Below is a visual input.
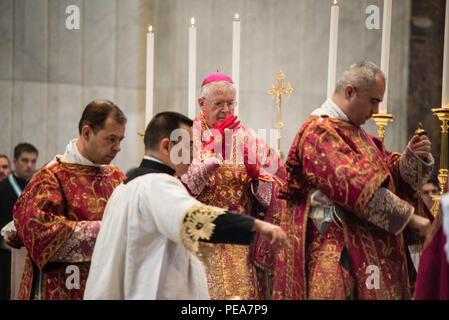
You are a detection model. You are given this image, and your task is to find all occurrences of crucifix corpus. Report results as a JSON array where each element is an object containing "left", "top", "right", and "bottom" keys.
[{"left": 267, "top": 70, "right": 293, "bottom": 156}]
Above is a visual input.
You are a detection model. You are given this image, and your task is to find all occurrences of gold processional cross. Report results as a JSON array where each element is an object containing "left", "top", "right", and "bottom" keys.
[{"left": 268, "top": 70, "right": 293, "bottom": 156}]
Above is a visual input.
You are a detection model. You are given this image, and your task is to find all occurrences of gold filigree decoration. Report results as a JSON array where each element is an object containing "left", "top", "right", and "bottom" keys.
[{"left": 180, "top": 203, "right": 226, "bottom": 259}]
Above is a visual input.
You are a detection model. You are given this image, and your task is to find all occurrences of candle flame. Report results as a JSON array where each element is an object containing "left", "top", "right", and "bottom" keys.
[
  {"left": 234, "top": 13, "right": 239, "bottom": 19},
  {"left": 191, "top": 17, "right": 195, "bottom": 25},
  {"left": 149, "top": 25, "right": 153, "bottom": 32},
  {"left": 333, "top": 0, "right": 338, "bottom": 4}
]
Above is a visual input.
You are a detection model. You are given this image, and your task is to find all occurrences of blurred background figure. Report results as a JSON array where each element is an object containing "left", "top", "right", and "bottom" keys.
[
  {"left": 0, "top": 143, "right": 39, "bottom": 300},
  {"left": 0, "top": 155, "right": 11, "bottom": 182},
  {"left": 422, "top": 177, "right": 441, "bottom": 211}
]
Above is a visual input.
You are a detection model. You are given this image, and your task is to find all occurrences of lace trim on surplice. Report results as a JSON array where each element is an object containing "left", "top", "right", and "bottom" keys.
[{"left": 179, "top": 203, "right": 226, "bottom": 260}]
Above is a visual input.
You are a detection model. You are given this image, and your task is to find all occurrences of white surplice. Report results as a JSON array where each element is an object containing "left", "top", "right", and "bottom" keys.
[{"left": 83, "top": 170, "right": 211, "bottom": 300}]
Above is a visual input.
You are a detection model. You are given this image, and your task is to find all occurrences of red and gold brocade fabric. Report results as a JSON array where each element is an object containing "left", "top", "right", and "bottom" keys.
[
  {"left": 192, "top": 112, "right": 286, "bottom": 300},
  {"left": 13, "top": 159, "right": 125, "bottom": 300},
  {"left": 273, "top": 115, "right": 418, "bottom": 300}
]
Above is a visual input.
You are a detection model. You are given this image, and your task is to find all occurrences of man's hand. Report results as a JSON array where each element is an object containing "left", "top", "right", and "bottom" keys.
[
  {"left": 203, "top": 115, "right": 240, "bottom": 158},
  {"left": 408, "top": 134, "right": 431, "bottom": 159},
  {"left": 407, "top": 214, "right": 431, "bottom": 237},
  {"left": 243, "top": 146, "right": 261, "bottom": 180},
  {"left": 5, "top": 231, "right": 24, "bottom": 249},
  {"left": 251, "top": 219, "right": 287, "bottom": 248},
  {"left": 214, "top": 114, "right": 240, "bottom": 136}
]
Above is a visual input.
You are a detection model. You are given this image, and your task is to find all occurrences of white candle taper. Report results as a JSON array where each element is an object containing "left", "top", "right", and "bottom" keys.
[
  {"left": 379, "top": 0, "right": 392, "bottom": 114},
  {"left": 327, "top": 0, "right": 339, "bottom": 98},
  {"left": 188, "top": 17, "right": 197, "bottom": 119},
  {"left": 442, "top": 0, "right": 449, "bottom": 108},
  {"left": 232, "top": 13, "right": 241, "bottom": 117},
  {"left": 146, "top": 25, "right": 154, "bottom": 125}
]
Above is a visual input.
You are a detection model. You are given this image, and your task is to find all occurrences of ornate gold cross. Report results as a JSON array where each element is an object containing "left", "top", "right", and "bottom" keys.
[{"left": 268, "top": 70, "right": 293, "bottom": 156}]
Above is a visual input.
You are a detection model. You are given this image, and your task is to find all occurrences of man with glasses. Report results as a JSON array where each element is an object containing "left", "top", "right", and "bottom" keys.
[
  {"left": 180, "top": 72, "right": 287, "bottom": 299},
  {"left": 0, "top": 143, "right": 38, "bottom": 300},
  {"left": 84, "top": 111, "right": 287, "bottom": 300}
]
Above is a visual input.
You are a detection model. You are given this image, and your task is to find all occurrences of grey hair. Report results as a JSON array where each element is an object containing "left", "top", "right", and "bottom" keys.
[
  {"left": 334, "top": 61, "right": 385, "bottom": 95},
  {"left": 199, "top": 81, "right": 236, "bottom": 99}
]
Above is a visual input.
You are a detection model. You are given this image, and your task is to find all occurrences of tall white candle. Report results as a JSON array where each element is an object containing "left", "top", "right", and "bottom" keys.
[
  {"left": 146, "top": 25, "right": 154, "bottom": 125},
  {"left": 232, "top": 13, "right": 241, "bottom": 117},
  {"left": 379, "top": 0, "right": 392, "bottom": 114},
  {"left": 442, "top": 0, "right": 449, "bottom": 108},
  {"left": 327, "top": 0, "right": 339, "bottom": 98},
  {"left": 188, "top": 17, "right": 197, "bottom": 119}
]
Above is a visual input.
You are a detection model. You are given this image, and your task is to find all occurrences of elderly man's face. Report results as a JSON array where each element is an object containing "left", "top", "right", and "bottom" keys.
[
  {"left": 0, "top": 157, "right": 11, "bottom": 181},
  {"left": 347, "top": 73, "right": 385, "bottom": 127},
  {"left": 199, "top": 86, "right": 236, "bottom": 128}
]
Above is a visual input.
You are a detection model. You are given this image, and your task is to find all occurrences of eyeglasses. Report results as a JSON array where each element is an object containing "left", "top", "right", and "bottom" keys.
[
  {"left": 203, "top": 98, "right": 238, "bottom": 109},
  {"left": 422, "top": 189, "right": 439, "bottom": 195}
]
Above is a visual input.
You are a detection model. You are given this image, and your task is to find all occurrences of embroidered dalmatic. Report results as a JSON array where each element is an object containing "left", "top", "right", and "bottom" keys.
[
  {"left": 272, "top": 99, "right": 434, "bottom": 300},
  {"left": 180, "top": 112, "right": 287, "bottom": 300},
  {"left": 84, "top": 158, "right": 257, "bottom": 300},
  {"left": 13, "top": 139, "right": 125, "bottom": 300}
]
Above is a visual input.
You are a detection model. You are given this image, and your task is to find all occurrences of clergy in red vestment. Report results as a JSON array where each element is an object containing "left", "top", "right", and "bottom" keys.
[
  {"left": 180, "top": 72, "right": 287, "bottom": 299},
  {"left": 414, "top": 178, "right": 449, "bottom": 300},
  {"left": 273, "top": 61, "right": 433, "bottom": 300},
  {"left": 10, "top": 100, "right": 127, "bottom": 300}
]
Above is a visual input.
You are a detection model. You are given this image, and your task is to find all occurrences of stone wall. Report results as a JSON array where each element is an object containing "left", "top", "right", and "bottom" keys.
[{"left": 0, "top": 0, "right": 412, "bottom": 172}]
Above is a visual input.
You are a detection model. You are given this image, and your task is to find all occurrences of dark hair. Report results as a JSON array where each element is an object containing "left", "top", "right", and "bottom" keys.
[
  {"left": 426, "top": 176, "right": 441, "bottom": 190},
  {"left": 144, "top": 112, "right": 193, "bottom": 151},
  {"left": 0, "top": 154, "right": 11, "bottom": 166},
  {"left": 78, "top": 100, "right": 127, "bottom": 135},
  {"left": 14, "top": 143, "right": 38, "bottom": 160}
]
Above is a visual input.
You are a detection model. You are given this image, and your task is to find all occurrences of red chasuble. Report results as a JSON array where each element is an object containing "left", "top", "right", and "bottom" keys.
[
  {"left": 189, "top": 112, "right": 287, "bottom": 300},
  {"left": 273, "top": 115, "right": 430, "bottom": 300},
  {"left": 13, "top": 159, "right": 125, "bottom": 300}
]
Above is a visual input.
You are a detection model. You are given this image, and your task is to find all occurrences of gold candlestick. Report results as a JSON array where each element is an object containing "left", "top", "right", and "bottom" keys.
[
  {"left": 371, "top": 113, "right": 395, "bottom": 141},
  {"left": 431, "top": 106, "right": 449, "bottom": 195}
]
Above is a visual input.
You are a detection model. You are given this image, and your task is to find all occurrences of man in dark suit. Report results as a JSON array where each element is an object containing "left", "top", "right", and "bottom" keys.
[{"left": 0, "top": 143, "right": 38, "bottom": 300}]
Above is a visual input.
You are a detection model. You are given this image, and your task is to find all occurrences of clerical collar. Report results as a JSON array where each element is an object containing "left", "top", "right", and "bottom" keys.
[
  {"left": 143, "top": 155, "right": 164, "bottom": 164},
  {"left": 140, "top": 158, "right": 175, "bottom": 175},
  {"left": 124, "top": 157, "right": 176, "bottom": 184},
  {"left": 311, "top": 98, "right": 350, "bottom": 122},
  {"left": 59, "top": 139, "right": 105, "bottom": 167}
]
